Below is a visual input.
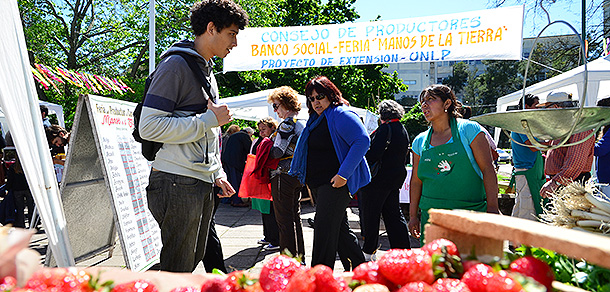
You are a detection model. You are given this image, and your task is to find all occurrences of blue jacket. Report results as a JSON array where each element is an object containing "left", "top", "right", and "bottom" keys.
[
  {"left": 326, "top": 106, "right": 371, "bottom": 193},
  {"left": 291, "top": 105, "right": 371, "bottom": 194},
  {"left": 595, "top": 130, "right": 610, "bottom": 184}
]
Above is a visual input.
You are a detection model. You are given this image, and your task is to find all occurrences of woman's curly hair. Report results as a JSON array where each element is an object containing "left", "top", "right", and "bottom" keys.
[
  {"left": 258, "top": 117, "right": 278, "bottom": 131},
  {"left": 267, "top": 86, "right": 302, "bottom": 113}
]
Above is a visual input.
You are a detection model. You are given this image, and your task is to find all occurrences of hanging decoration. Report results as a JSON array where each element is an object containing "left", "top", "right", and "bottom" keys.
[{"left": 31, "top": 63, "right": 134, "bottom": 95}]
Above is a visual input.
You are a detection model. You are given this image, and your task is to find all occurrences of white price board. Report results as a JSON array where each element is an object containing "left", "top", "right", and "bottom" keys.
[{"left": 86, "top": 95, "right": 161, "bottom": 271}]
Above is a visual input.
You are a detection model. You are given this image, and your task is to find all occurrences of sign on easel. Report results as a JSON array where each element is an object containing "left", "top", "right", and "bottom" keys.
[{"left": 47, "top": 94, "right": 161, "bottom": 271}]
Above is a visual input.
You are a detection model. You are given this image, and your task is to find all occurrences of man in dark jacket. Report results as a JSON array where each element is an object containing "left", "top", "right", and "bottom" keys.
[{"left": 221, "top": 127, "right": 254, "bottom": 207}]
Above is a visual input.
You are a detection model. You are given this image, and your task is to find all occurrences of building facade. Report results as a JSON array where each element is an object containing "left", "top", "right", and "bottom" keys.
[{"left": 384, "top": 35, "right": 572, "bottom": 102}]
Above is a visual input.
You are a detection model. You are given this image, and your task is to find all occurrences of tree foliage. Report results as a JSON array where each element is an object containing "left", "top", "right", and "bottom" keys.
[
  {"left": 19, "top": 0, "right": 148, "bottom": 73},
  {"left": 489, "top": 0, "right": 606, "bottom": 61},
  {"left": 462, "top": 60, "right": 522, "bottom": 115},
  {"left": 215, "top": 0, "right": 406, "bottom": 109},
  {"left": 442, "top": 61, "right": 470, "bottom": 96},
  {"left": 400, "top": 103, "right": 427, "bottom": 143},
  {"left": 20, "top": 0, "right": 406, "bottom": 128}
]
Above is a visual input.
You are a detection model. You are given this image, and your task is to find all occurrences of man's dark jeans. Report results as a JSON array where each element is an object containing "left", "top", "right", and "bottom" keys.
[{"left": 146, "top": 170, "right": 214, "bottom": 272}]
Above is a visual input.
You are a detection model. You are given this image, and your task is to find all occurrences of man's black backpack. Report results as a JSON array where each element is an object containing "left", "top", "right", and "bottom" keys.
[{"left": 132, "top": 52, "right": 214, "bottom": 161}]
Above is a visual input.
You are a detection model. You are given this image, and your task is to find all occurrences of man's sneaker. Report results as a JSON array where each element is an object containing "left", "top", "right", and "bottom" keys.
[
  {"left": 263, "top": 244, "right": 280, "bottom": 252},
  {"left": 257, "top": 239, "right": 270, "bottom": 245}
]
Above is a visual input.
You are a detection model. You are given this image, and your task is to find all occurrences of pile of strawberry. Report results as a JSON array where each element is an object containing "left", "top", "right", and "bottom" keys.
[
  {"left": 0, "top": 238, "right": 556, "bottom": 292},
  {"left": 347, "top": 238, "right": 554, "bottom": 292}
]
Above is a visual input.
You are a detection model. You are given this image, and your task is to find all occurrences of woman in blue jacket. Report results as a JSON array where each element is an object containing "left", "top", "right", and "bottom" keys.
[
  {"left": 595, "top": 97, "right": 610, "bottom": 196},
  {"left": 290, "top": 76, "right": 370, "bottom": 270}
]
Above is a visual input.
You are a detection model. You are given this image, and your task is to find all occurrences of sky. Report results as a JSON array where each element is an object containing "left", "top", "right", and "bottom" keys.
[{"left": 352, "top": 0, "right": 588, "bottom": 38}]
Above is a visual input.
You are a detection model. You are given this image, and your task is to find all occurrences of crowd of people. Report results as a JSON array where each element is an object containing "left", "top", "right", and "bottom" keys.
[
  {"left": 216, "top": 82, "right": 609, "bottom": 271},
  {"left": 0, "top": 105, "right": 70, "bottom": 228},
  {"left": 508, "top": 92, "right": 610, "bottom": 222},
  {"left": 2, "top": 0, "right": 609, "bottom": 275}
]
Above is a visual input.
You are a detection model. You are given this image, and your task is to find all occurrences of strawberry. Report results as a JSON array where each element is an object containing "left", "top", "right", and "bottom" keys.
[
  {"left": 24, "top": 267, "right": 94, "bottom": 292},
  {"left": 168, "top": 287, "right": 200, "bottom": 292},
  {"left": 460, "top": 263, "right": 495, "bottom": 292},
  {"left": 430, "top": 278, "right": 471, "bottom": 292},
  {"left": 200, "top": 277, "right": 228, "bottom": 292},
  {"left": 284, "top": 265, "right": 348, "bottom": 292},
  {"left": 485, "top": 270, "right": 524, "bottom": 292},
  {"left": 422, "top": 239, "right": 463, "bottom": 279},
  {"left": 461, "top": 260, "right": 481, "bottom": 274},
  {"left": 259, "top": 255, "right": 305, "bottom": 292},
  {"left": 112, "top": 279, "right": 159, "bottom": 292},
  {"left": 311, "top": 265, "right": 348, "bottom": 292},
  {"left": 243, "top": 282, "right": 264, "bottom": 292},
  {"left": 396, "top": 281, "right": 433, "bottom": 292},
  {"left": 0, "top": 276, "right": 17, "bottom": 291},
  {"left": 377, "top": 249, "right": 434, "bottom": 286},
  {"left": 224, "top": 270, "right": 258, "bottom": 292},
  {"left": 509, "top": 256, "right": 554, "bottom": 291},
  {"left": 285, "top": 268, "right": 316, "bottom": 292},
  {"left": 351, "top": 261, "right": 396, "bottom": 290},
  {"left": 333, "top": 275, "right": 349, "bottom": 292},
  {"left": 459, "top": 246, "right": 481, "bottom": 277},
  {"left": 422, "top": 239, "right": 459, "bottom": 257},
  {"left": 351, "top": 283, "right": 390, "bottom": 292}
]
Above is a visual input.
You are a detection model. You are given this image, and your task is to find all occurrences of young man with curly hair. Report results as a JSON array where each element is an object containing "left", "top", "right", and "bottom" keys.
[{"left": 139, "top": 0, "right": 248, "bottom": 272}]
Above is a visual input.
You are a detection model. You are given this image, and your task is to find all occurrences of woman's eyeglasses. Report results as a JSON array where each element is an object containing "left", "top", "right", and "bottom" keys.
[
  {"left": 307, "top": 94, "right": 326, "bottom": 102},
  {"left": 272, "top": 103, "right": 280, "bottom": 110}
]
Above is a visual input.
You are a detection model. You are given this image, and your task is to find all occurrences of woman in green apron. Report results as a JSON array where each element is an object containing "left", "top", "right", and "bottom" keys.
[{"left": 408, "top": 85, "right": 500, "bottom": 244}]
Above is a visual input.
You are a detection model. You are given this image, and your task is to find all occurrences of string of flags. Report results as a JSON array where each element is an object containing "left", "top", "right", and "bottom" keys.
[{"left": 31, "top": 63, "right": 134, "bottom": 95}]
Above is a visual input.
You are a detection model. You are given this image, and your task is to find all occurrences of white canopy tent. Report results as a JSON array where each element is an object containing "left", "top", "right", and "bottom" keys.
[
  {"left": 38, "top": 101, "right": 65, "bottom": 127},
  {"left": 494, "top": 54, "right": 610, "bottom": 141},
  {"left": 219, "top": 88, "right": 379, "bottom": 134},
  {"left": 0, "top": 0, "right": 74, "bottom": 266},
  {"left": 0, "top": 100, "right": 65, "bottom": 137}
]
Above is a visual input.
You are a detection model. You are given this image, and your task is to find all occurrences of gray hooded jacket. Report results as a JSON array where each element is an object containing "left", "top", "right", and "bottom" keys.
[{"left": 139, "top": 40, "right": 226, "bottom": 183}]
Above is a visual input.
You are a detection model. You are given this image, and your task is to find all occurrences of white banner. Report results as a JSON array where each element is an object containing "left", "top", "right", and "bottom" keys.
[{"left": 224, "top": 6, "right": 524, "bottom": 72}]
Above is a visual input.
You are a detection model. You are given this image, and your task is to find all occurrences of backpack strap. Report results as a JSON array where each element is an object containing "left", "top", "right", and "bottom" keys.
[
  {"left": 134, "top": 51, "right": 216, "bottom": 161},
  {"left": 171, "top": 52, "right": 216, "bottom": 110}
]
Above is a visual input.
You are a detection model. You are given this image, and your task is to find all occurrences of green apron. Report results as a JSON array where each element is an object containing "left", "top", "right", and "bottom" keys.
[
  {"left": 508, "top": 152, "right": 546, "bottom": 215},
  {"left": 418, "top": 118, "right": 487, "bottom": 244}
]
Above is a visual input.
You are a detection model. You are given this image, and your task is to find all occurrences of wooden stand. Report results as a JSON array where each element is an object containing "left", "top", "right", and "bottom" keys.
[{"left": 426, "top": 209, "right": 610, "bottom": 291}]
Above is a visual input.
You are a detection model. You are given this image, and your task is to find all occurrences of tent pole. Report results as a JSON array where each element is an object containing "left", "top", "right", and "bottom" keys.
[{"left": 149, "top": 0, "right": 155, "bottom": 75}]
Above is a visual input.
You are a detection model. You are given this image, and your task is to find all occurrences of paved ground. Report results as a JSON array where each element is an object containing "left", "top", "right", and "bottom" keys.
[
  {"left": 29, "top": 201, "right": 420, "bottom": 275},
  {"left": 26, "top": 163, "right": 513, "bottom": 275}
]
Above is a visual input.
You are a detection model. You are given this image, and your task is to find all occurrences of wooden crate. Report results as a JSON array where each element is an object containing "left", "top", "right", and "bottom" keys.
[{"left": 426, "top": 209, "right": 610, "bottom": 291}]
